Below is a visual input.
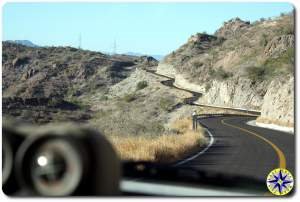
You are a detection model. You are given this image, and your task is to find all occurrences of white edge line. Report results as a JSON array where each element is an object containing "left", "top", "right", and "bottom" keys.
[
  {"left": 174, "top": 127, "right": 214, "bottom": 166},
  {"left": 246, "top": 120, "right": 294, "bottom": 134}
]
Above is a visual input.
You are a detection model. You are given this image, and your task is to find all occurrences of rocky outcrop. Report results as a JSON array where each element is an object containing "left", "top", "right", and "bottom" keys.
[
  {"left": 156, "top": 62, "right": 177, "bottom": 78},
  {"left": 264, "top": 35, "right": 294, "bottom": 58},
  {"left": 257, "top": 76, "right": 294, "bottom": 127},
  {"left": 174, "top": 74, "right": 205, "bottom": 93},
  {"left": 215, "top": 17, "right": 250, "bottom": 38},
  {"left": 12, "top": 56, "right": 30, "bottom": 67},
  {"left": 138, "top": 56, "right": 158, "bottom": 67},
  {"left": 197, "top": 78, "right": 266, "bottom": 110}
]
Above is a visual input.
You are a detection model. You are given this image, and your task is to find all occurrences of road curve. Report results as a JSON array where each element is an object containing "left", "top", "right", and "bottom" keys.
[
  {"left": 145, "top": 69, "right": 260, "bottom": 115},
  {"left": 145, "top": 69, "right": 294, "bottom": 182},
  {"left": 176, "top": 115, "right": 295, "bottom": 182}
]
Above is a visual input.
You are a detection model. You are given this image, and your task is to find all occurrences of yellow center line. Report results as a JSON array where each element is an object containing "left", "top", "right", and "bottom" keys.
[{"left": 221, "top": 118, "right": 286, "bottom": 169}]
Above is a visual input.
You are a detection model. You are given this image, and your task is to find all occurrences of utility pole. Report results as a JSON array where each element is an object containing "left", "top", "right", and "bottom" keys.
[
  {"left": 78, "top": 33, "right": 82, "bottom": 49},
  {"left": 113, "top": 38, "right": 117, "bottom": 55}
]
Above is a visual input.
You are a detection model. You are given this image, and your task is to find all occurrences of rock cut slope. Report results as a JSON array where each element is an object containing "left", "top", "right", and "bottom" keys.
[{"left": 157, "top": 13, "right": 295, "bottom": 127}]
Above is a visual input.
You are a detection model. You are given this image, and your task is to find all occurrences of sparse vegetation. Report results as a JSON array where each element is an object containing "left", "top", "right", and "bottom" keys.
[
  {"left": 260, "top": 33, "right": 269, "bottom": 47},
  {"left": 246, "top": 66, "right": 269, "bottom": 83},
  {"left": 192, "top": 61, "right": 204, "bottom": 69},
  {"left": 282, "top": 25, "right": 294, "bottom": 35},
  {"left": 100, "top": 94, "right": 109, "bottom": 101},
  {"left": 159, "top": 97, "right": 175, "bottom": 111},
  {"left": 67, "top": 97, "right": 89, "bottom": 110},
  {"left": 122, "top": 93, "right": 136, "bottom": 102},
  {"left": 245, "top": 45, "right": 294, "bottom": 83},
  {"left": 205, "top": 83, "right": 211, "bottom": 92},
  {"left": 263, "top": 48, "right": 295, "bottom": 74},
  {"left": 136, "top": 81, "right": 148, "bottom": 90},
  {"left": 210, "top": 67, "right": 233, "bottom": 80}
]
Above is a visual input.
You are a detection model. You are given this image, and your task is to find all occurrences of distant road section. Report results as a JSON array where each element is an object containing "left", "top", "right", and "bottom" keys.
[{"left": 146, "top": 69, "right": 260, "bottom": 115}]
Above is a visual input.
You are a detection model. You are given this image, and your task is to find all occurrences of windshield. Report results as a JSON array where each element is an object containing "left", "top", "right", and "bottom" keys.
[{"left": 2, "top": 1, "right": 295, "bottom": 197}]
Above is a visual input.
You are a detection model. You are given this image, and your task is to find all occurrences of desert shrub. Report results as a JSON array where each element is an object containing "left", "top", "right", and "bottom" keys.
[
  {"left": 267, "top": 48, "right": 294, "bottom": 65},
  {"left": 213, "top": 37, "right": 225, "bottom": 45},
  {"left": 205, "top": 83, "right": 211, "bottom": 92},
  {"left": 149, "top": 121, "right": 165, "bottom": 134},
  {"left": 100, "top": 95, "right": 109, "bottom": 101},
  {"left": 276, "top": 24, "right": 294, "bottom": 35},
  {"left": 159, "top": 97, "right": 174, "bottom": 111},
  {"left": 210, "top": 67, "right": 232, "bottom": 80},
  {"left": 67, "top": 97, "right": 88, "bottom": 109},
  {"left": 48, "top": 98, "right": 62, "bottom": 107},
  {"left": 247, "top": 47, "right": 294, "bottom": 82},
  {"left": 264, "top": 48, "right": 294, "bottom": 74},
  {"left": 246, "top": 66, "right": 267, "bottom": 82},
  {"left": 136, "top": 81, "right": 148, "bottom": 90},
  {"left": 131, "top": 123, "right": 147, "bottom": 135},
  {"left": 282, "top": 26, "right": 294, "bottom": 35},
  {"left": 260, "top": 34, "right": 269, "bottom": 47},
  {"left": 123, "top": 93, "right": 136, "bottom": 102},
  {"left": 2, "top": 53, "right": 8, "bottom": 62},
  {"left": 192, "top": 61, "right": 203, "bottom": 69}
]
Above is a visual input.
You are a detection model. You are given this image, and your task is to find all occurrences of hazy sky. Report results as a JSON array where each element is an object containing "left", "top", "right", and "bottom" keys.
[{"left": 3, "top": 2, "right": 294, "bottom": 55}]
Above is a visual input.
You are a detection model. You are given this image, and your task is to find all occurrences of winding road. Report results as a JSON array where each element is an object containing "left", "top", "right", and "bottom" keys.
[
  {"left": 146, "top": 69, "right": 295, "bottom": 181},
  {"left": 177, "top": 115, "right": 294, "bottom": 182}
]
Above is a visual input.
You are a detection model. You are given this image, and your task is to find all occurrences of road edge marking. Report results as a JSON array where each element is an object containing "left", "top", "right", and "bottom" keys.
[
  {"left": 221, "top": 118, "right": 286, "bottom": 169},
  {"left": 174, "top": 127, "right": 214, "bottom": 167}
]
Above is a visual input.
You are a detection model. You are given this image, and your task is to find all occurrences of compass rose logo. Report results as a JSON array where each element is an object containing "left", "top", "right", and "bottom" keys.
[{"left": 266, "top": 168, "right": 294, "bottom": 196}]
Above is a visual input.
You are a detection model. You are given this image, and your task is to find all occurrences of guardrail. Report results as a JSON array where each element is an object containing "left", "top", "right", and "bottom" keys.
[{"left": 197, "top": 113, "right": 259, "bottom": 119}]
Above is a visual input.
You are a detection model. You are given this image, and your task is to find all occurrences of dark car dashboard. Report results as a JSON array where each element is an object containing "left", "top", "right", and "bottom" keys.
[{"left": 2, "top": 120, "right": 267, "bottom": 197}]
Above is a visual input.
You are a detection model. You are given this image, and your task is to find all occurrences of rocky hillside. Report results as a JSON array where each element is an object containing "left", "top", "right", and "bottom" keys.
[
  {"left": 2, "top": 42, "right": 199, "bottom": 139},
  {"left": 157, "top": 13, "right": 294, "bottom": 127},
  {"left": 2, "top": 42, "right": 160, "bottom": 125},
  {"left": 2, "top": 42, "right": 157, "bottom": 99}
]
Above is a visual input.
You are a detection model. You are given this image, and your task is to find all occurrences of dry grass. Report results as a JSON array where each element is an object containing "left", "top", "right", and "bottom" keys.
[
  {"left": 108, "top": 117, "right": 207, "bottom": 163},
  {"left": 256, "top": 117, "right": 294, "bottom": 128}
]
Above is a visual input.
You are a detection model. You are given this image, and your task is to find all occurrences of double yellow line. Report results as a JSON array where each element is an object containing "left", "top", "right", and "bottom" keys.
[{"left": 221, "top": 118, "right": 286, "bottom": 169}]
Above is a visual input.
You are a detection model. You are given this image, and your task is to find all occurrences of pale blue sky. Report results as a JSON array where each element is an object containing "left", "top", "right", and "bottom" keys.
[{"left": 2, "top": 2, "right": 294, "bottom": 55}]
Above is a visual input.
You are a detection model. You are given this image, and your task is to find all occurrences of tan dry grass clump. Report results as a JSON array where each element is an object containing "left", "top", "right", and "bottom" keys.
[{"left": 108, "top": 117, "right": 207, "bottom": 163}]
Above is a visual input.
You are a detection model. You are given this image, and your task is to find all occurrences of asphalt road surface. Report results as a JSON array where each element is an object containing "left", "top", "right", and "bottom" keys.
[
  {"left": 145, "top": 69, "right": 294, "bottom": 182},
  {"left": 176, "top": 115, "right": 295, "bottom": 182}
]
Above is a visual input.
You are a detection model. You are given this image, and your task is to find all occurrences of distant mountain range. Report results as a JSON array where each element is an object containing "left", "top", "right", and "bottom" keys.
[
  {"left": 5, "top": 40, "right": 39, "bottom": 47},
  {"left": 123, "top": 52, "right": 164, "bottom": 61},
  {"left": 4, "top": 40, "right": 165, "bottom": 60}
]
